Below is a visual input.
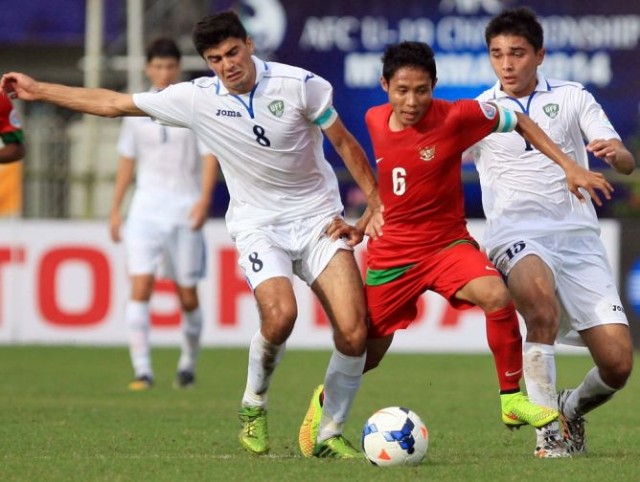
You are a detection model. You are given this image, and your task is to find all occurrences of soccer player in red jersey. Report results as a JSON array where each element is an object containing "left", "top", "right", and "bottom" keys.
[
  {"left": 361, "top": 41, "right": 611, "bottom": 422},
  {"left": 0, "top": 93, "right": 25, "bottom": 163},
  {"left": 300, "top": 42, "right": 614, "bottom": 454}
]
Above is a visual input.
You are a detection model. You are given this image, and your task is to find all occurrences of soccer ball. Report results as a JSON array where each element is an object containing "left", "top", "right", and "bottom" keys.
[{"left": 361, "top": 406, "right": 429, "bottom": 467}]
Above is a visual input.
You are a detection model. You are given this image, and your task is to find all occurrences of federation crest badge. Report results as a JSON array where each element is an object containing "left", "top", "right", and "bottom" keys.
[
  {"left": 8, "top": 109, "right": 21, "bottom": 128},
  {"left": 479, "top": 102, "right": 497, "bottom": 119},
  {"left": 419, "top": 146, "right": 435, "bottom": 161},
  {"left": 543, "top": 103, "right": 559, "bottom": 119},
  {"left": 268, "top": 100, "right": 285, "bottom": 118}
]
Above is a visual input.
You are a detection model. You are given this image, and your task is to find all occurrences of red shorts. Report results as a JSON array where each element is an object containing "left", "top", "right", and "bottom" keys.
[{"left": 365, "top": 242, "right": 501, "bottom": 338}]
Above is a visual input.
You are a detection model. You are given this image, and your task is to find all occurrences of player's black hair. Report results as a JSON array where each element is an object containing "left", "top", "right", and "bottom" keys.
[
  {"left": 485, "top": 7, "right": 544, "bottom": 52},
  {"left": 192, "top": 10, "right": 248, "bottom": 57},
  {"left": 381, "top": 41, "right": 437, "bottom": 86},
  {"left": 146, "top": 37, "right": 182, "bottom": 63}
]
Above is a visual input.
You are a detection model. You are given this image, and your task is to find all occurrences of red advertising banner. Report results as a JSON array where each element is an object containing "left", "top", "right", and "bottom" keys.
[{"left": 0, "top": 220, "right": 620, "bottom": 352}]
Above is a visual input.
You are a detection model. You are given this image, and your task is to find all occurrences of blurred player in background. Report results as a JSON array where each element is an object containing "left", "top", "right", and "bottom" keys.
[
  {"left": 0, "top": 93, "right": 25, "bottom": 216},
  {"left": 468, "top": 7, "right": 635, "bottom": 457},
  {"left": 1, "top": 10, "right": 383, "bottom": 459},
  {"left": 302, "top": 40, "right": 614, "bottom": 456},
  {"left": 109, "top": 38, "right": 218, "bottom": 391},
  {"left": 0, "top": 93, "right": 25, "bottom": 164}
]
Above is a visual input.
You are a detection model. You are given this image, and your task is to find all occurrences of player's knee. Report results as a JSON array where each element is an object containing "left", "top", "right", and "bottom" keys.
[
  {"left": 176, "top": 286, "right": 199, "bottom": 312},
  {"left": 181, "top": 298, "right": 199, "bottom": 312},
  {"left": 522, "top": 305, "right": 560, "bottom": 341},
  {"left": 259, "top": 302, "right": 297, "bottom": 345},
  {"left": 479, "top": 285, "right": 511, "bottom": 313},
  {"left": 334, "top": 321, "right": 367, "bottom": 357},
  {"left": 602, "top": 355, "right": 633, "bottom": 389}
]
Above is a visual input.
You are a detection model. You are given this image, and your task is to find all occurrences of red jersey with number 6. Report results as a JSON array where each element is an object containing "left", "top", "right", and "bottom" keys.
[{"left": 365, "top": 99, "right": 504, "bottom": 269}]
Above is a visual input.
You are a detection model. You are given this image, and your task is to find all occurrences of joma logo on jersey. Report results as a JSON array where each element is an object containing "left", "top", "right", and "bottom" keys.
[
  {"left": 418, "top": 146, "right": 435, "bottom": 161},
  {"left": 216, "top": 109, "right": 242, "bottom": 117},
  {"left": 268, "top": 100, "right": 285, "bottom": 118},
  {"left": 543, "top": 103, "right": 559, "bottom": 119}
]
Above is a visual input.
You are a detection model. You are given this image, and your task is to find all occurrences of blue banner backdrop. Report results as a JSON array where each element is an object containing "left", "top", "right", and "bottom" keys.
[{"left": 221, "top": 0, "right": 640, "bottom": 171}]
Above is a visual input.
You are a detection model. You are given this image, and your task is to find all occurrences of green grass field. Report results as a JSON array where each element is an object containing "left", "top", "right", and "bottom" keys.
[{"left": 1, "top": 347, "right": 639, "bottom": 481}]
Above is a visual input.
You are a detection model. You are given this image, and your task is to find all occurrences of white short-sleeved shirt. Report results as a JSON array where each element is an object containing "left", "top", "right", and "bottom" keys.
[
  {"left": 467, "top": 73, "right": 621, "bottom": 251},
  {"left": 117, "top": 111, "right": 209, "bottom": 226},
  {"left": 133, "top": 56, "right": 343, "bottom": 236}
]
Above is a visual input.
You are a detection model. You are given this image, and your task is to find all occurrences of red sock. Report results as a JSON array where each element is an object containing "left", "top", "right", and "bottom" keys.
[{"left": 485, "top": 303, "right": 522, "bottom": 392}]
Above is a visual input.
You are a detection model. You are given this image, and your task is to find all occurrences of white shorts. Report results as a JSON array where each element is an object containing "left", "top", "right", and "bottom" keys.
[
  {"left": 489, "top": 231, "right": 628, "bottom": 346},
  {"left": 124, "top": 219, "right": 206, "bottom": 287},
  {"left": 233, "top": 213, "right": 352, "bottom": 290}
]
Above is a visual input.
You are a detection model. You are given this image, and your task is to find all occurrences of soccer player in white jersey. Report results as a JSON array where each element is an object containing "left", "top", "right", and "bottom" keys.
[
  {"left": 1, "top": 10, "right": 383, "bottom": 459},
  {"left": 467, "top": 7, "right": 636, "bottom": 458},
  {"left": 109, "top": 38, "right": 218, "bottom": 391}
]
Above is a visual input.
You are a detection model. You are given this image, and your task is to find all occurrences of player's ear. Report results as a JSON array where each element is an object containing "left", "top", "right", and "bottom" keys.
[
  {"left": 380, "top": 76, "right": 389, "bottom": 92},
  {"left": 246, "top": 36, "right": 255, "bottom": 54},
  {"left": 433, "top": 77, "right": 438, "bottom": 89},
  {"left": 536, "top": 48, "right": 545, "bottom": 66}
]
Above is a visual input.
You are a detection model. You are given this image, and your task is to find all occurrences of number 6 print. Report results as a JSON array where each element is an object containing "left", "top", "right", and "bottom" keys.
[{"left": 392, "top": 167, "right": 406, "bottom": 195}]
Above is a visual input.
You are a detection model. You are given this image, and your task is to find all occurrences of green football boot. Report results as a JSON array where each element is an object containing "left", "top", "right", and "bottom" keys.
[
  {"left": 501, "top": 391, "right": 558, "bottom": 429},
  {"left": 312, "top": 435, "right": 361, "bottom": 459},
  {"left": 238, "top": 406, "right": 269, "bottom": 455},
  {"left": 299, "top": 384, "right": 324, "bottom": 457}
]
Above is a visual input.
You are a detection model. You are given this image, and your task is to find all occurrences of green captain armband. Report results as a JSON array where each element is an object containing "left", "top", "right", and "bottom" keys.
[
  {"left": 492, "top": 104, "right": 518, "bottom": 133},
  {"left": 313, "top": 106, "right": 338, "bottom": 129}
]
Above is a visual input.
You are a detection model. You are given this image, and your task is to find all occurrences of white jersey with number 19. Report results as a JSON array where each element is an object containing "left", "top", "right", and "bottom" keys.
[
  {"left": 468, "top": 73, "right": 621, "bottom": 251},
  {"left": 133, "top": 56, "right": 343, "bottom": 236}
]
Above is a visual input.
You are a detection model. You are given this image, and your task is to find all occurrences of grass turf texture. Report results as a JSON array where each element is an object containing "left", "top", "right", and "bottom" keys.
[{"left": 1, "top": 347, "right": 639, "bottom": 481}]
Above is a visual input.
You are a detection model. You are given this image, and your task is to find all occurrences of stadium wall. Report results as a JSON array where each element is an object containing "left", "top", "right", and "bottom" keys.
[{"left": 0, "top": 219, "right": 626, "bottom": 353}]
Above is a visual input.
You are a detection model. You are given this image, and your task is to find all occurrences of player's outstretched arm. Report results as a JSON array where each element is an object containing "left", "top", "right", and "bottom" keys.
[
  {"left": 189, "top": 154, "right": 219, "bottom": 230},
  {"left": 513, "top": 112, "right": 614, "bottom": 206},
  {"left": 1, "top": 72, "right": 145, "bottom": 118},
  {"left": 587, "top": 138, "right": 636, "bottom": 175},
  {"left": 323, "top": 116, "right": 384, "bottom": 239},
  {"left": 109, "top": 156, "right": 135, "bottom": 243}
]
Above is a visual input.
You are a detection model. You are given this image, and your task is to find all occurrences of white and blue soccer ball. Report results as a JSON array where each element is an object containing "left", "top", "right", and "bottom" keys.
[{"left": 361, "top": 406, "right": 429, "bottom": 467}]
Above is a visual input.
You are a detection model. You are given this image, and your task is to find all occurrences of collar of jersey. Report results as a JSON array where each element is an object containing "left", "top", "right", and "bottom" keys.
[
  {"left": 214, "top": 55, "right": 269, "bottom": 96},
  {"left": 491, "top": 72, "right": 551, "bottom": 100}
]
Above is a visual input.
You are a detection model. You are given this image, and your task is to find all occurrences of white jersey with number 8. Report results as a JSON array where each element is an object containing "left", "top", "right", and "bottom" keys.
[{"left": 133, "top": 56, "right": 343, "bottom": 236}]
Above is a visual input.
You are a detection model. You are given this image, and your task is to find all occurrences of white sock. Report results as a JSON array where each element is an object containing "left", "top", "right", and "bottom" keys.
[
  {"left": 523, "top": 342, "right": 561, "bottom": 441},
  {"left": 564, "top": 366, "right": 616, "bottom": 418},
  {"left": 241, "top": 331, "right": 286, "bottom": 409},
  {"left": 126, "top": 300, "right": 152, "bottom": 378},
  {"left": 318, "top": 349, "right": 366, "bottom": 442},
  {"left": 177, "top": 307, "right": 203, "bottom": 373}
]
